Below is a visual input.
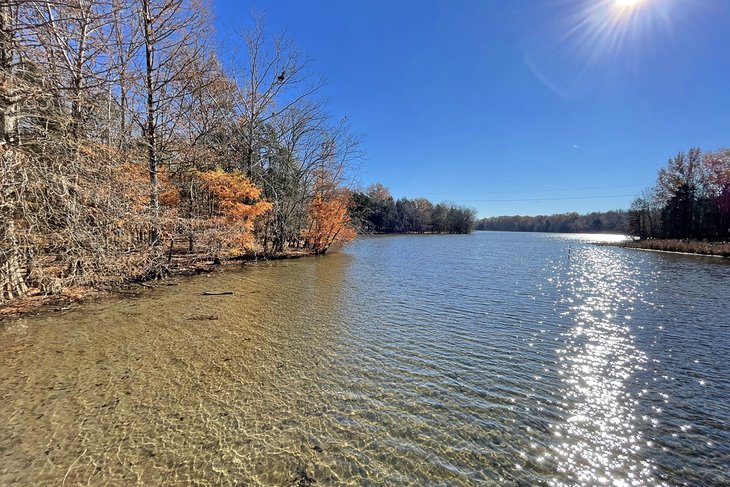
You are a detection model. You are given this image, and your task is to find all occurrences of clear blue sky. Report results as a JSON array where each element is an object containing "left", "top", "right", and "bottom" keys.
[{"left": 212, "top": 0, "right": 730, "bottom": 217}]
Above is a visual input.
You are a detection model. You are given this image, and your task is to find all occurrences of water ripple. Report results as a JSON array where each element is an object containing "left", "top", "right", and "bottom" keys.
[{"left": 0, "top": 233, "right": 728, "bottom": 485}]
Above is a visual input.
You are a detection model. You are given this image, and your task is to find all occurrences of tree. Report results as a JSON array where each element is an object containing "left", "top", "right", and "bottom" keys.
[
  {"left": 655, "top": 149, "right": 702, "bottom": 239},
  {"left": 625, "top": 146, "right": 730, "bottom": 242},
  {"left": 138, "top": 0, "right": 209, "bottom": 245},
  {"left": 701, "top": 149, "right": 730, "bottom": 239},
  {"left": 431, "top": 203, "right": 449, "bottom": 233},
  {"left": 301, "top": 169, "right": 356, "bottom": 255},
  {"left": 258, "top": 101, "right": 327, "bottom": 253},
  {"left": 349, "top": 186, "right": 476, "bottom": 235},
  {"left": 230, "top": 16, "right": 323, "bottom": 177},
  {"left": 365, "top": 183, "right": 397, "bottom": 232},
  {"left": 1, "top": 0, "right": 28, "bottom": 301},
  {"left": 628, "top": 188, "right": 659, "bottom": 239},
  {"left": 107, "top": 0, "right": 142, "bottom": 152},
  {"left": 475, "top": 211, "right": 629, "bottom": 234},
  {"left": 25, "top": 0, "right": 115, "bottom": 139},
  {"left": 0, "top": 3, "right": 366, "bottom": 304},
  {"left": 1, "top": 0, "right": 19, "bottom": 146},
  {"left": 412, "top": 198, "right": 433, "bottom": 233},
  {"left": 447, "top": 206, "right": 476, "bottom": 234},
  {"left": 0, "top": 152, "right": 28, "bottom": 302},
  {"left": 197, "top": 169, "right": 271, "bottom": 256}
]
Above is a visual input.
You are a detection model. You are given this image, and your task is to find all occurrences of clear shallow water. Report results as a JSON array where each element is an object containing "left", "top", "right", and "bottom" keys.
[{"left": 1, "top": 232, "right": 728, "bottom": 486}]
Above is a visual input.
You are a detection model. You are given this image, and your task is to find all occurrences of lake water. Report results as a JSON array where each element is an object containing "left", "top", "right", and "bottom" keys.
[{"left": 1, "top": 232, "right": 728, "bottom": 486}]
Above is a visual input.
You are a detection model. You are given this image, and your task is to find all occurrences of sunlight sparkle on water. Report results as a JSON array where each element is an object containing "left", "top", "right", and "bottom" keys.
[
  {"left": 2, "top": 233, "right": 728, "bottom": 485},
  {"left": 550, "top": 248, "right": 666, "bottom": 486}
]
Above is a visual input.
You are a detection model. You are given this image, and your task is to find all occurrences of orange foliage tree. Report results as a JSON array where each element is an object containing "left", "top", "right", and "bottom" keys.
[
  {"left": 119, "top": 162, "right": 180, "bottom": 214},
  {"left": 197, "top": 169, "right": 272, "bottom": 254},
  {"left": 302, "top": 170, "right": 357, "bottom": 254}
]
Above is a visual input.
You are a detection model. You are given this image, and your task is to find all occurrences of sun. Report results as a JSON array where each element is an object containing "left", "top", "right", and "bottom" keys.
[{"left": 614, "top": 0, "right": 643, "bottom": 8}]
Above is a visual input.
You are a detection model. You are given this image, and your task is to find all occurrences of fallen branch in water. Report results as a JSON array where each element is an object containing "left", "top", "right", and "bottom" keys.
[{"left": 188, "top": 314, "right": 219, "bottom": 321}]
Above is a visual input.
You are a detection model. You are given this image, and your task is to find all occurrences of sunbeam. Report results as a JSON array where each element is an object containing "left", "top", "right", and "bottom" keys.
[{"left": 522, "top": 0, "right": 675, "bottom": 98}]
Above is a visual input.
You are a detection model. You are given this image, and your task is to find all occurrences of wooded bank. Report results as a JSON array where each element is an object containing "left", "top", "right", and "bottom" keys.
[
  {"left": 475, "top": 210, "right": 628, "bottom": 234},
  {"left": 628, "top": 148, "right": 730, "bottom": 241},
  {"left": 349, "top": 184, "right": 477, "bottom": 234},
  {"left": 1, "top": 2, "right": 359, "bottom": 306}
]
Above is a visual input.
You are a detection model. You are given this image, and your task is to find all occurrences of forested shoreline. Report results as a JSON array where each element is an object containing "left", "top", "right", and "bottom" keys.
[
  {"left": 2, "top": 1, "right": 728, "bottom": 309},
  {"left": 628, "top": 147, "right": 730, "bottom": 241},
  {"left": 349, "top": 184, "right": 477, "bottom": 234},
  {"left": 1, "top": 1, "right": 359, "bottom": 305},
  {"left": 475, "top": 146, "right": 730, "bottom": 257},
  {"left": 475, "top": 210, "right": 628, "bottom": 234}
]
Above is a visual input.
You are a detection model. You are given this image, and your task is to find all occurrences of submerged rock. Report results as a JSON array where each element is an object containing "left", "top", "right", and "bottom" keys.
[{"left": 291, "top": 466, "right": 316, "bottom": 486}]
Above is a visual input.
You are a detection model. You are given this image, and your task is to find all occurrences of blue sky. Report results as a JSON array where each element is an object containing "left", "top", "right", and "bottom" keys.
[{"left": 213, "top": 0, "right": 730, "bottom": 217}]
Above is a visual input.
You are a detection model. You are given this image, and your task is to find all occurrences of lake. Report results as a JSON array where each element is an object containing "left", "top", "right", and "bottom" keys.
[{"left": 1, "top": 232, "right": 728, "bottom": 486}]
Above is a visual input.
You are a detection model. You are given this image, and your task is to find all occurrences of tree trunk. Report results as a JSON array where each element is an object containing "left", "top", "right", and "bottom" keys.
[
  {"left": 1, "top": 220, "right": 27, "bottom": 303},
  {"left": 70, "top": 19, "right": 88, "bottom": 139},
  {"left": 0, "top": 1, "right": 27, "bottom": 303},
  {"left": 1, "top": 0, "right": 18, "bottom": 146},
  {"left": 187, "top": 179, "right": 194, "bottom": 252},
  {"left": 142, "top": 0, "right": 160, "bottom": 245}
]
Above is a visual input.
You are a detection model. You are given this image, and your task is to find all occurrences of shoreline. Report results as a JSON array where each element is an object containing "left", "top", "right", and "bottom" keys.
[
  {"left": 0, "top": 250, "right": 312, "bottom": 322},
  {"left": 601, "top": 239, "right": 730, "bottom": 258}
]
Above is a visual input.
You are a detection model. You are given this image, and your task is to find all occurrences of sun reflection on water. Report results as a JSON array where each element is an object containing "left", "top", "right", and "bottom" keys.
[
  {"left": 1, "top": 234, "right": 728, "bottom": 485},
  {"left": 549, "top": 248, "right": 667, "bottom": 487}
]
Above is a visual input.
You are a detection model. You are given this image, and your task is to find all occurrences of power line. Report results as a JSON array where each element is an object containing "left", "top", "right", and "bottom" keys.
[
  {"left": 409, "top": 184, "right": 644, "bottom": 197},
  {"left": 452, "top": 194, "right": 636, "bottom": 203}
]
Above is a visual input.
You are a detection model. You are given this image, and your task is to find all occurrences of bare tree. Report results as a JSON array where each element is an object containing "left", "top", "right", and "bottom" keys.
[
  {"left": 171, "top": 50, "right": 237, "bottom": 252},
  {"left": 230, "top": 17, "right": 323, "bottom": 177},
  {"left": 21, "top": 0, "right": 116, "bottom": 140},
  {"left": 137, "top": 0, "right": 209, "bottom": 245},
  {"left": 107, "top": 0, "right": 141, "bottom": 150}
]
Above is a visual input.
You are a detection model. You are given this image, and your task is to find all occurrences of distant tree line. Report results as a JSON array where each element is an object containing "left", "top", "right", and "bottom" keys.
[
  {"left": 628, "top": 148, "right": 730, "bottom": 241},
  {"left": 349, "top": 184, "right": 477, "bottom": 234},
  {"left": 475, "top": 211, "right": 629, "bottom": 234}
]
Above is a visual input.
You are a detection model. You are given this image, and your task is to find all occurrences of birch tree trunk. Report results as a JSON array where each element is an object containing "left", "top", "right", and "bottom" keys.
[
  {"left": 1, "top": 0, "right": 17, "bottom": 146},
  {"left": 0, "top": 0, "right": 27, "bottom": 302}
]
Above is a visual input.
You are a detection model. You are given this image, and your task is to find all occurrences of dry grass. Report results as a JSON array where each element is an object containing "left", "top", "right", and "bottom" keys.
[{"left": 620, "top": 239, "right": 730, "bottom": 257}]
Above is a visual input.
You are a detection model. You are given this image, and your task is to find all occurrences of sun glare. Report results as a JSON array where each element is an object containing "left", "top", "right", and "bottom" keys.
[
  {"left": 615, "top": 0, "right": 642, "bottom": 6},
  {"left": 521, "top": 0, "right": 671, "bottom": 98}
]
